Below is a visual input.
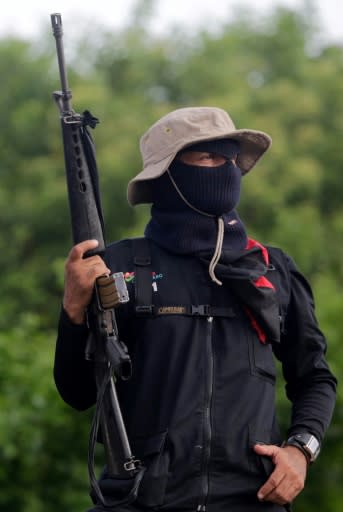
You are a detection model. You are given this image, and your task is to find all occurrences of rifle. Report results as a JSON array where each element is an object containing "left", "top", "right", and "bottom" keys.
[{"left": 50, "top": 13, "right": 145, "bottom": 510}]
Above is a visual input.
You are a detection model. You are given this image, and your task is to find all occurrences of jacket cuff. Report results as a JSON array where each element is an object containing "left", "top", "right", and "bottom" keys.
[{"left": 59, "top": 305, "right": 89, "bottom": 335}]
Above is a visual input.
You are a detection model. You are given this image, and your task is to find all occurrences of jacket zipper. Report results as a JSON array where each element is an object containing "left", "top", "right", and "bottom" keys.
[{"left": 198, "top": 316, "right": 214, "bottom": 512}]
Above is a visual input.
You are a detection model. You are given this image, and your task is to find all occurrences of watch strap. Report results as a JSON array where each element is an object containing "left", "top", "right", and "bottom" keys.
[
  {"left": 283, "top": 433, "right": 320, "bottom": 464},
  {"left": 283, "top": 438, "right": 311, "bottom": 465}
]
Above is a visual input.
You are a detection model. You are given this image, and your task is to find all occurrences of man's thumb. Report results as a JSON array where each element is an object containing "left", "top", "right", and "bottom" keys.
[{"left": 254, "top": 443, "right": 276, "bottom": 457}]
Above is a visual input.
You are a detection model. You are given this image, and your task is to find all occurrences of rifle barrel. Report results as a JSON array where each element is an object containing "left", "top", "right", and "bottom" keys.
[{"left": 50, "top": 13, "right": 72, "bottom": 112}]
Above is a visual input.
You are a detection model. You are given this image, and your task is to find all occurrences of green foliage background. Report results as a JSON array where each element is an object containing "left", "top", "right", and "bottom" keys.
[{"left": 0, "top": 1, "right": 342, "bottom": 510}]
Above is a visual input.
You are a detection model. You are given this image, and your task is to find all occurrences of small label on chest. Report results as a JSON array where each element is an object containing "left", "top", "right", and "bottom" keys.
[{"left": 157, "top": 306, "right": 187, "bottom": 315}]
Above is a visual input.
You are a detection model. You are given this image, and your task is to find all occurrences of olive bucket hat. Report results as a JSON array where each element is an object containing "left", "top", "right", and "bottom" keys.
[{"left": 127, "top": 106, "right": 272, "bottom": 205}]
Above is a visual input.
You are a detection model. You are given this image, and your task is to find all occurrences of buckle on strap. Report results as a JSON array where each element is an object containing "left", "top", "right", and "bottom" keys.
[
  {"left": 135, "top": 305, "right": 154, "bottom": 315},
  {"left": 191, "top": 305, "right": 211, "bottom": 316},
  {"left": 134, "top": 256, "right": 151, "bottom": 266}
]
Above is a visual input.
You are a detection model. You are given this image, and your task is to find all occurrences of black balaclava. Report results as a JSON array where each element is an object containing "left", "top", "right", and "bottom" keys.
[{"left": 145, "top": 138, "right": 248, "bottom": 282}]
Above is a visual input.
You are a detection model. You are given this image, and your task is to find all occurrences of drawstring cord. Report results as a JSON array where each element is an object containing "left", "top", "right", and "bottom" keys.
[
  {"left": 209, "top": 217, "right": 224, "bottom": 285},
  {"left": 167, "top": 169, "right": 224, "bottom": 285}
]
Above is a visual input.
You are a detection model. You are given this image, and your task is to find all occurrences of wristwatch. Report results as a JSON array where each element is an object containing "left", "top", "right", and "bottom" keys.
[{"left": 284, "top": 433, "right": 321, "bottom": 463}]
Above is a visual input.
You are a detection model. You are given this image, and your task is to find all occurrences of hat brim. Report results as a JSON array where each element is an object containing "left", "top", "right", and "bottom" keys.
[{"left": 127, "top": 128, "right": 271, "bottom": 206}]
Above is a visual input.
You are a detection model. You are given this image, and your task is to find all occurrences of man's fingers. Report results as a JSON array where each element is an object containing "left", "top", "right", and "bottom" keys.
[
  {"left": 85, "top": 261, "right": 111, "bottom": 279},
  {"left": 258, "top": 472, "right": 287, "bottom": 504},
  {"left": 257, "top": 467, "right": 284, "bottom": 501},
  {"left": 259, "top": 471, "right": 303, "bottom": 505},
  {"left": 65, "top": 239, "right": 110, "bottom": 280},
  {"left": 63, "top": 240, "right": 112, "bottom": 324},
  {"left": 254, "top": 443, "right": 306, "bottom": 505},
  {"left": 254, "top": 444, "right": 281, "bottom": 501},
  {"left": 254, "top": 443, "right": 279, "bottom": 459},
  {"left": 68, "top": 239, "right": 99, "bottom": 261},
  {"left": 266, "top": 476, "right": 301, "bottom": 505}
]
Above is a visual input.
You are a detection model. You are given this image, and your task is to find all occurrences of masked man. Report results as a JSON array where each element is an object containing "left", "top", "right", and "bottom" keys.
[{"left": 54, "top": 107, "right": 337, "bottom": 512}]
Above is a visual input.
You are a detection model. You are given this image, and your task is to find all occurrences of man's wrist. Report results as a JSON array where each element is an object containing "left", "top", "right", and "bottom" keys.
[
  {"left": 282, "top": 441, "right": 311, "bottom": 467},
  {"left": 62, "top": 302, "right": 86, "bottom": 325},
  {"left": 283, "top": 433, "right": 321, "bottom": 464}
]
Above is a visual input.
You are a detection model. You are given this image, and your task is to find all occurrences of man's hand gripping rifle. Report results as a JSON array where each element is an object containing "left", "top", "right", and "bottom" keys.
[{"left": 50, "top": 13, "right": 145, "bottom": 509}]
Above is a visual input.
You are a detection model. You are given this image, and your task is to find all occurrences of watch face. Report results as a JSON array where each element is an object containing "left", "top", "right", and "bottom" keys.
[
  {"left": 306, "top": 435, "right": 320, "bottom": 455},
  {"left": 292, "top": 434, "right": 320, "bottom": 461}
]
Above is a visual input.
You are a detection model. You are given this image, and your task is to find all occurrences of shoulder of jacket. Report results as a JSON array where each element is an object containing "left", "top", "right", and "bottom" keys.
[
  {"left": 268, "top": 245, "right": 296, "bottom": 273},
  {"left": 267, "top": 245, "right": 288, "bottom": 262},
  {"left": 104, "top": 237, "right": 144, "bottom": 265},
  {"left": 106, "top": 236, "right": 145, "bottom": 251},
  {"left": 266, "top": 246, "right": 292, "bottom": 308}
]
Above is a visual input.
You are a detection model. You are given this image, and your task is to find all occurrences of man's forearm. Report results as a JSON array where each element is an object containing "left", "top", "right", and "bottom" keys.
[{"left": 54, "top": 307, "right": 97, "bottom": 410}]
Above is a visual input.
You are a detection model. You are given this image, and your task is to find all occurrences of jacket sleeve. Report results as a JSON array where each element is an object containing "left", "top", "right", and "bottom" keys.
[
  {"left": 54, "top": 307, "right": 97, "bottom": 411},
  {"left": 274, "top": 254, "right": 337, "bottom": 444}
]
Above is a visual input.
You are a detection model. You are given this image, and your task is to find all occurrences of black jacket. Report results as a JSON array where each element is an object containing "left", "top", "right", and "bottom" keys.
[{"left": 54, "top": 238, "right": 337, "bottom": 512}]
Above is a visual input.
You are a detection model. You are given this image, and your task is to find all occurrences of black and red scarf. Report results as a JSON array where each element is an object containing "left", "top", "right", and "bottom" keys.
[{"left": 199, "top": 238, "right": 280, "bottom": 344}]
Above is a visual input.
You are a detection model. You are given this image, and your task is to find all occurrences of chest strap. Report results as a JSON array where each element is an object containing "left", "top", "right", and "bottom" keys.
[
  {"left": 132, "top": 237, "right": 154, "bottom": 315},
  {"left": 132, "top": 238, "right": 236, "bottom": 318},
  {"left": 154, "top": 305, "right": 236, "bottom": 317}
]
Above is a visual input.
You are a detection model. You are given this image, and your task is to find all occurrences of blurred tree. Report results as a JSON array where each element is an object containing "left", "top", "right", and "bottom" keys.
[{"left": 0, "top": 3, "right": 342, "bottom": 510}]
